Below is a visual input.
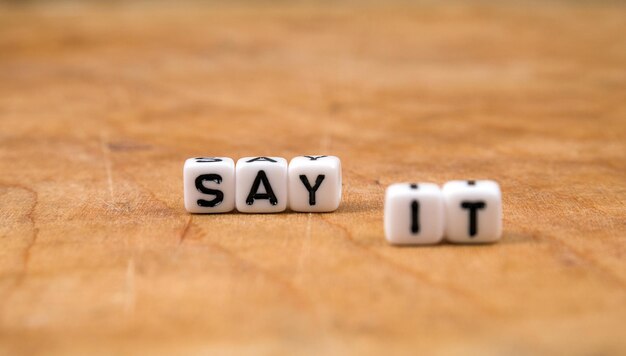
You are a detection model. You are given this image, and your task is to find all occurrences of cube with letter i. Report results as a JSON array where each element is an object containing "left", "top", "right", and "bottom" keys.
[{"left": 384, "top": 183, "right": 445, "bottom": 245}]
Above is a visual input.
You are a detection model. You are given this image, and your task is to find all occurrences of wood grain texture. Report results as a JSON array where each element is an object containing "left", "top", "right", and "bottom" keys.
[{"left": 0, "top": 1, "right": 625, "bottom": 355}]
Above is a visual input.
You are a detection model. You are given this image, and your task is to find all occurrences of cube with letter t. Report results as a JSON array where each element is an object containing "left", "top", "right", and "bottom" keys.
[{"left": 442, "top": 180, "right": 502, "bottom": 243}]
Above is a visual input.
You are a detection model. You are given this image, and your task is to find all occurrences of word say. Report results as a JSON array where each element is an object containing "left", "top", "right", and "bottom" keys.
[
  {"left": 384, "top": 180, "right": 502, "bottom": 245},
  {"left": 184, "top": 156, "right": 342, "bottom": 213}
]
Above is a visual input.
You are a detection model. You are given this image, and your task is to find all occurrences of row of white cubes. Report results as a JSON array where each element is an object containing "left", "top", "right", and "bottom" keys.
[
  {"left": 385, "top": 181, "right": 502, "bottom": 245},
  {"left": 184, "top": 156, "right": 342, "bottom": 213},
  {"left": 184, "top": 156, "right": 502, "bottom": 245}
]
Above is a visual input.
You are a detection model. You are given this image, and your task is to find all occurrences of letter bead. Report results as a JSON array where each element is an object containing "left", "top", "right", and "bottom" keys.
[
  {"left": 442, "top": 180, "right": 502, "bottom": 243},
  {"left": 183, "top": 157, "right": 235, "bottom": 213},
  {"left": 384, "top": 183, "right": 445, "bottom": 245},
  {"left": 288, "top": 155, "right": 342, "bottom": 212},
  {"left": 235, "top": 157, "right": 288, "bottom": 213}
]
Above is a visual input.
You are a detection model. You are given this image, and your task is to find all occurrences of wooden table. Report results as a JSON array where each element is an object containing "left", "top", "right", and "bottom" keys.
[{"left": 1, "top": 1, "right": 625, "bottom": 354}]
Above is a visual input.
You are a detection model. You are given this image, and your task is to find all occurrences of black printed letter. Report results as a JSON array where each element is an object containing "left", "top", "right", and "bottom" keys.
[
  {"left": 299, "top": 175, "right": 325, "bottom": 205},
  {"left": 304, "top": 155, "right": 327, "bottom": 161},
  {"left": 246, "top": 157, "right": 277, "bottom": 163},
  {"left": 411, "top": 201, "right": 420, "bottom": 234},
  {"left": 460, "top": 201, "right": 486, "bottom": 237},
  {"left": 195, "top": 174, "right": 224, "bottom": 207},
  {"left": 195, "top": 157, "right": 223, "bottom": 163},
  {"left": 246, "top": 170, "right": 278, "bottom": 205}
]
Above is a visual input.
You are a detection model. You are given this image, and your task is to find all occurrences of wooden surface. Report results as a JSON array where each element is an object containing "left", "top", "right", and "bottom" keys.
[{"left": 1, "top": 1, "right": 625, "bottom": 355}]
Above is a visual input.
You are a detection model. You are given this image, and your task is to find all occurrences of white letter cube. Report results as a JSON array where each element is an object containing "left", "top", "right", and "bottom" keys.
[
  {"left": 384, "top": 183, "right": 444, "bottom": 245},
  {"left": 183, "top": 157, "right": 235, "bottom": 213},
  {"left": 288, "top": 155, "right": 342, "bottom": 212},
  {"left": 236, "top": 157, "right": 288, "bottom": 213},
  {"left": 443, "top": 180, "right": 502, "bottom": 243}
]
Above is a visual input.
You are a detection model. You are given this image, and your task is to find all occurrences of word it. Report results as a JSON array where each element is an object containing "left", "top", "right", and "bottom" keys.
[{"left": 384, "top": 180, "right": 502, "bottom": 245}]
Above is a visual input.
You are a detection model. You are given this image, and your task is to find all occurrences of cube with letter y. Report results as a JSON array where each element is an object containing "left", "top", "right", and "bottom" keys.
[{"left": 288, "top": 155, "right": 342, "bottom": 212}]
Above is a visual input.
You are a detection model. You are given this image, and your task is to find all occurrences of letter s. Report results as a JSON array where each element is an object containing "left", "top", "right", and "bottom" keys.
[{"left": 195, "top": 174, "right": 224, "bottom": 207}]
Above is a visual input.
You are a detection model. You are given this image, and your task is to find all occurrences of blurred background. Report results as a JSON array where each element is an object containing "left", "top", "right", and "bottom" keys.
[{"left": 0, "top": 1, "right": 625, "bottom": 355}]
